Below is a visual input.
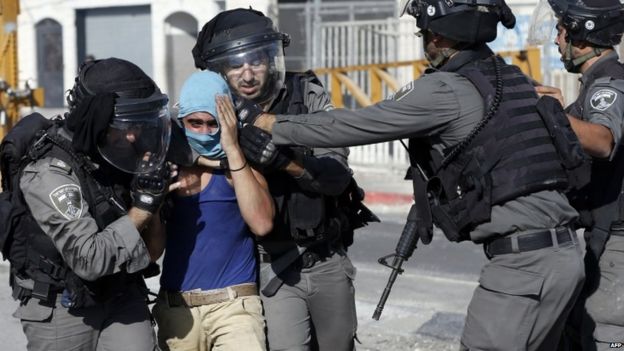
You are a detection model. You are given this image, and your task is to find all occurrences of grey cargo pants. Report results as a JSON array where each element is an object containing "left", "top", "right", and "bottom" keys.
[
  {"left": 16, "top": 284, "right": 157, "bottom": 351},
  {"left": 460, "top": 234, "right": 584, "bottom": 351},
  {"left": 582, "top": 235, "right": 624, "bottom": 350},
  {"left": 260, "top": 248, "right": 357, "bottom": 351}
]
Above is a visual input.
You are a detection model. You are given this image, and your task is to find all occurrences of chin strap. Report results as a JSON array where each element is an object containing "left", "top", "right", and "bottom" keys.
[
  {"left": 562, "top": 40, "right": 606, "bottom": 73},
  {"left": 426, "top": 47, "right": 458, "bottom": 69}
]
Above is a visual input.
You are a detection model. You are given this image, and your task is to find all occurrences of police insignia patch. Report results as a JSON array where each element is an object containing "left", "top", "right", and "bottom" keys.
[
  {"left": 590, "top": 89, "right": 617, "bottom": 111},
  {"left": 49, "top": 184, "right": 83, "bottom": 220},
  {"left": 393, "top": 81, "right": 414, "bottom": 101}
]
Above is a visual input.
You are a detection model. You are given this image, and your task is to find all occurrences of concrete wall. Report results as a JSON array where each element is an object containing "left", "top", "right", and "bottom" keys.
[{"left": 17, "top": 0, "right": 273, "bottom": 104}]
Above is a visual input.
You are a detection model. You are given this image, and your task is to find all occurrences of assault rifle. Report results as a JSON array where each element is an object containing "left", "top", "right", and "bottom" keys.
[
  {"left": 373, "top": 160, "right": 433, "bottom": 320},
  {"left": 372, "top": 203, "right": 421, "bottom": 320}
]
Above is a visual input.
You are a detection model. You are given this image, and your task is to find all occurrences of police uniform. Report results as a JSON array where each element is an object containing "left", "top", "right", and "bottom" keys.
[
  {"left": 565, "top": 51, "right": 624, "bottom": 350},
  {"left": 15, "top": 127, "right": 157, "bottom": 351},
  {"left": 270, "top": 46, "right": 585, "bottom": 350},
  {"left": 258, "top": 71, "right": 358, "bottom": 351}
]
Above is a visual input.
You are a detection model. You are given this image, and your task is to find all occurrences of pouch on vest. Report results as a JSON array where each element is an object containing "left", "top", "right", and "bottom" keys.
[
  {"left": 426, "top": 176, "right": 463, "bottom": 241},
  {"left": 536, "top": 96, "right": 591, "bottom": 190},
  {"left": 288, "top": 191, "right": 327, "bottom": 244},
  {"left": 335, "top": 178, "right": 380, "bottom": 248}
]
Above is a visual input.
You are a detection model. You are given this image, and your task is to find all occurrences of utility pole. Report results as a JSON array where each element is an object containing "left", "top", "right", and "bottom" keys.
[{"left": 0, "top": 0, "right": 44, "bottom": 140}]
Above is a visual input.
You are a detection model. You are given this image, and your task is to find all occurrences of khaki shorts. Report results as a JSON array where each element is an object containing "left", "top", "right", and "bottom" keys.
[{"left": 153, "top": 295, "right": 266, "bottom": 351}]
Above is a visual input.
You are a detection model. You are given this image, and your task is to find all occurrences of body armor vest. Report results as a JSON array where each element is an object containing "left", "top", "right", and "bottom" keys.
[
  {"left": 413, "top": 54, "right": 568, "bottom": 241},
  {"left": 264, "top": 72, "right": 339, "bottom": 246},
  {"left": 8, "top": 123, "right": 137, "bottom": 305},
  {"left": 568, "top": 58, "right": 624, "bottom": 237}
]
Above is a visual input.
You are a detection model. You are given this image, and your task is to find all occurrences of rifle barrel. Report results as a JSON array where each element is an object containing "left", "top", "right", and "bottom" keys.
[{"left": 372, "top": 257, "right": 404, "bottom": 320}]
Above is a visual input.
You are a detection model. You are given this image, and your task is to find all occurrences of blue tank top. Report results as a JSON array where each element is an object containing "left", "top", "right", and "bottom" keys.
[{"left": 160, "top": 171, "right": 256, "bottom": 291}]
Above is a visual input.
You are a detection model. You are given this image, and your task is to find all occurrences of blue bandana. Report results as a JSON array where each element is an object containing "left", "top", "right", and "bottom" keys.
[{"left": 178, "top": 71, "right": 231, "bottom": 159}]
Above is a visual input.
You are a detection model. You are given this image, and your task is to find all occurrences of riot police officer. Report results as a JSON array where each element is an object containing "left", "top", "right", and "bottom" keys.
[
  {"left": 4, "top": 58, "right": 175, "bottom": 351},
  {"left": 192, "top": 8, "right": 358, "bottom": 351},
  {"left": 225, "top": 0, "right": 588, "bottom": 349},
  {"left": 531, "top": 0, "right": 624, "bottom": 349}
]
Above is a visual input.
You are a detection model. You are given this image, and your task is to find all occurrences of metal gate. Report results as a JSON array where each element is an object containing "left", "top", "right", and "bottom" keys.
[
  {"left": 278, "top": 2, "right": 413, "bottom": 170},
  {"left": 76, "top": 5, "right": 153, "bottom": 75},
  {"left": 36, "top": 18, "right": 63, "bottom": 107},
  {"left": 165, "top": 12, "right": 198, "bottom": 107}
]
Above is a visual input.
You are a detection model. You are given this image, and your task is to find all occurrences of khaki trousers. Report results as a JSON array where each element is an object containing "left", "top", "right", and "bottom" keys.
[{"left": 153, "top": 295, "right": 266, "bottom": 351}]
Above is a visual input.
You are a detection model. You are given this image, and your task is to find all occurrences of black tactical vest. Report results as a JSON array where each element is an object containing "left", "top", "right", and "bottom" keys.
[
  {"left": 263, "top": 71, "right": 339, "bottom": 245},
  {"left": 413, "top": 53, "right": 568, "bottom": 241},
  {"left": 9, "top": 124, "right": 138, "bottom": 305},
  {"left": 567, "top": 57, "right": 624, "bottom": 236}
]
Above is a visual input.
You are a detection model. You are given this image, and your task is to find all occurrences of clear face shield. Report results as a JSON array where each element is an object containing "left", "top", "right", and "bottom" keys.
[
  {"left": 206, "top": 41, "right": 286, "bottom": 106},
  {"left": 98, "top": 95, "right": 172, "bottom": 174},
  {"left": 527, "top": 0, "right": 559, "bottom": 46}
]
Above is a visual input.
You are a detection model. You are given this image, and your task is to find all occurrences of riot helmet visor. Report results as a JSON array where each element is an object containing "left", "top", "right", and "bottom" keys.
[
  {"left": 205, "top": 41, "right": 286, "bottom": 106},
  {"left": 529, "top": 0, "right": 624, "bottom": 47},
  {"left": 527, "top": 0, "right": 558, "bottom": 46},
  {"left": 97, "top": 94, "right": 172, "bottom": 174}
]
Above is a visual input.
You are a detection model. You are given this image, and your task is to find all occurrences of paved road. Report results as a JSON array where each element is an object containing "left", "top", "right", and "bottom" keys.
[{"left": 0, "top": 210, "right": 490, "bottom": 350}]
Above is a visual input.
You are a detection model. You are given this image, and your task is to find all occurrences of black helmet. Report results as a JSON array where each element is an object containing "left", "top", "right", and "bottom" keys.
[
  {"left": 67, "top": 58, "right": 163, "bottom": 112},
  {"left": 401, "top": 0, "right": 516, "bottom": 43},
  {"left": 192, "top": 8, "right": 290, "bottom": 106},
  {"left": 549, "top": 0, "right": 624, "bottom": 46},
  {"left": 66, "top": 58, "right": 171, "bottom": 174}
]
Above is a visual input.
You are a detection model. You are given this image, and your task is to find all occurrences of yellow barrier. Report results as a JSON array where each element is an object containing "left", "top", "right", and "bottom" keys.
[
  {"left": 0, "top": 0, "right": 44, "bottom": 141},
  {"left": 315, "top": 47, "right": 542, "bottom": 108}
]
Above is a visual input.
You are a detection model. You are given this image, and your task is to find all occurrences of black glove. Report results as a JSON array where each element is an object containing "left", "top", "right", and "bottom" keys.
[
  {"left": 233, "top": 96, "right": 264, "bottom": 126},
  {"left": 131, "top": 158, "right": 172, "bottom": 213},
  {"left": 239, "top": 125, "right": 292, "bottom": 171}
]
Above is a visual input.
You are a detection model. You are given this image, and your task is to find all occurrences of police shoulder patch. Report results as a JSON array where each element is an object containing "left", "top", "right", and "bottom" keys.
[
  {"left": 393, "top": 81, "right": 414, "bottom": 102},
  {"left": 49, "top": 184, "right": 83, "bottom": 220},
  {"left": 590, "top": 89, "right": 618, "bottom": 111}
]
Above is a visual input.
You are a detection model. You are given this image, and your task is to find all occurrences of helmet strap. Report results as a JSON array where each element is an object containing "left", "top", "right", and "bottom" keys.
[
  {"left": 426, "top": 47, "right": 458, "bottom": 69},
  {"left": 562, "top": 39, "right": 606, "bottom": 73}
]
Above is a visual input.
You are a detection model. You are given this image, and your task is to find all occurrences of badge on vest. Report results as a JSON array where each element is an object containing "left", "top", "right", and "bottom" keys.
[
  {"left": 49, "top": 184, "right": 83, "bottom": 220},
  {"left": 590, "top": 89, "right": 617, "bottom": 111}
]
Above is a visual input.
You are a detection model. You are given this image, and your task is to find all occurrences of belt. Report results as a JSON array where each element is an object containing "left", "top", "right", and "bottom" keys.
[
  {"left": 160, "top": 283, "right": 258, "bottom": 307},
  {"left": 259, "top": 243, "right": 335, "bottom": 268},
  {"left": 485, "top": 226, "right": 574, "bottom": 257},
  {"left": 610, "top": 223, "right": 624, "bottom": 237},
  {"left": 259, "top": 253, "right": 272, "bottom": 263}
]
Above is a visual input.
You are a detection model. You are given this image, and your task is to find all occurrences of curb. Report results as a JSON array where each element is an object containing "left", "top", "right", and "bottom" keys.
[{"left": 363, "top": 191, "right": 413, "bottom": 206}]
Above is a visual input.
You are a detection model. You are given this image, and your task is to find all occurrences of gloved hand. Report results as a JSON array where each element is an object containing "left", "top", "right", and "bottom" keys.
[
  {"left": 233, "top": 96, "right": 264, "bottom": 126},
  {"left": 131, "top": 157, "right": 174, "bottom": 213},
  {"left": 239, "top": 125, "right": 292, "bottom": 171}
]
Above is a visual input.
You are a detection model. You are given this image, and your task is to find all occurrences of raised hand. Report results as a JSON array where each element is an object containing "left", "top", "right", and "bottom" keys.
[{"left": 216, "top": 95, "right": 240, "bottom": 155}]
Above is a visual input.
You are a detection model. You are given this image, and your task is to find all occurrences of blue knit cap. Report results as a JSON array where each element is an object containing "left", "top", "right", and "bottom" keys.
[{"left": 177, "top": 70, "right": 231, "bottom": 119}]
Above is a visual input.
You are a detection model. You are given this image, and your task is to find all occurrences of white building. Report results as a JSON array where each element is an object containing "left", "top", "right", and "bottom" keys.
[{"left": 17, "top": 0, "right": 275, "bottom": 107}]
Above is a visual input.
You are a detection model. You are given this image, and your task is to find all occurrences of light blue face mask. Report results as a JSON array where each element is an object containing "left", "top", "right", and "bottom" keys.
[
  {"left": 177, "top": 71, "right": 232, "bottom": 160},
  {"left": 185, "top": 129, "right": 226, "bottom": 159}
]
